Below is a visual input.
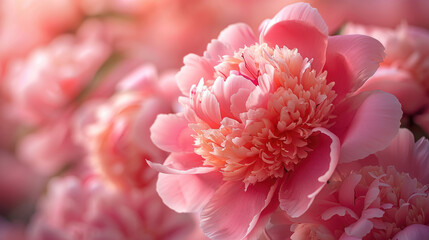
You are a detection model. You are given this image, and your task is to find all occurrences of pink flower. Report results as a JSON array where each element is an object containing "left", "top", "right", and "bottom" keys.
[
  {"left": 28, "top": 175, "right": 198, "bottom": 240},
  {"left": 4, "top": 26, "right": 110, "bottom": 125},
  {"left": 284, "top": 129, "right": 429, "bottom": 239},
  {"left": 17, "top": 113, "right": 84, "bottom": 176},
  {"left": 149, "top": 3, "right": 402, "bottom": 239},
  {"left": 84, "top": 65, "right": 179, "bottom": 190},
  {"left": 347, "top": 24, "right": 429, "bottom": 134}
]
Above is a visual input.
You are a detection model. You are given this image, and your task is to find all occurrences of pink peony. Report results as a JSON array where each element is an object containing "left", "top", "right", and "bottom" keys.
[
  {"left": 149, "top": 3, "right": 402, "bottom": 239},
  {"left": 4, "top": 26, "right": 111, "bottom": 125},
  {"left": 284, "top": 129, "right": 429, "bottom": 239},
  {"left": 28, "top": 175, "right": 198, "bottom": 240},
  {"left": 84, "top": 65, "right": 179, "bottom": 190},
  {"left": 347, "top": 24, "right": 429, "bottom": 134}
]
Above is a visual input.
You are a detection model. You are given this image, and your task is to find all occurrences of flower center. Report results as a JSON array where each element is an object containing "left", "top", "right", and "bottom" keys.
[{"left": 188, "top": 43, "right": 336, "bottom": 186}]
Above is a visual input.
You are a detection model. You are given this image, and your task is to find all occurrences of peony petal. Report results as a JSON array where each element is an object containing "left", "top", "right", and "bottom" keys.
[
  {"left": 393, "top": 224, "right": 429, "bottom": 240},
  {"left": 279, "top": 127, "right": 340, "bottom": 218},
  {"left": 260, "top": 3, "right": 328, "bottom": 72},
  {"left": 150, "top": 113, "right": 195, "bottom": 153},
  {"left": 147, "top": 152, "right": 215, "bottom": 174},
  {"left": 322, "top": 206, "right": 359, "bottom": 221},
  {"left": 358, "top": 68, "right": 427, "bottom": 114},
  {"left": 176, "top": 54, "right": 214, "bottom": 96},
  {"left": 217, "top": 23, "right": 257, "bottom": 50},
  {"left": 133, "top": 97, "right": 171, "bottom": 161},
  {"left": 324, "top": 34, "right": 385, "bottom": 102},
  {"left": 413, "top": 136, "right": 429, "bottom": 184},
  {"left": 331, "top": 91, "right": 402, "bottom": 163},
  {"left": 338, "top": 173, "right": 362, "bottom": 208},
  {"left": 375, "top": 128, "right": 415, "bottom": 175},
  {"left": 157, "top": 171, "right": 223, "bottom": 213},
  {"left": 200, "top": 179, "right": 277, "bottom": 240}
]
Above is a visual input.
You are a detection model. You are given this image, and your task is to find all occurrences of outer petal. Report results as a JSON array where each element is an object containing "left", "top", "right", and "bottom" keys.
[
  {"left": 375, "top": 128, "right": 415, "bottom": 175},
  {"left": 217, "top": 23, "right": 257, "bottom": 50},
  {"left": 260, "top": 3, "right": 328, "bottom": 72},
  {"left": 150, "top": 113, "right": 195, "bottom": 153},
  {"left": 147, "top": 152, "right": 215, "bottom": 175},
  {"left": 331, "top": 91, "right": 402, "bottom": 163},
  {"left": 279, "top": 127, "right": 340, "bottom": 218},
  {"left": 200, "top": 179, "right": 277, "bottom": 240},
  {"left": 324, "top": 34, "right": 385, "bottom": 102},
  {"left": 176, "top": 54, "right": 214, "bottom": 96},
  {"left": 393, "top": 224, "right": 429, "bottom": 240},
  {"left": 413, "top": 137, "right": 429, "bottom": 184},
  {"left": 157, "top": 171, "right": 222, "bottom": 213},
  {"left": 357, "top": 68, "right": 427, "bottom": 114}
]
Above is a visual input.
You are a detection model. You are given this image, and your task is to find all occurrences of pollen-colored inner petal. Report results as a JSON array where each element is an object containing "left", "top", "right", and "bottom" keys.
[{"left": 185, "top": 43, "right": 337, "bottom": 186}]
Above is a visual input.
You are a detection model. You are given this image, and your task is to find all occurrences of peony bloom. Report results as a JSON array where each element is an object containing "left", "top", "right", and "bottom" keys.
[
  {"left": 28, "top": 175, "right": 198, "bottom": 240},
  {"left": 149, "top": 3, "right": 402, "bottom": 239},
  {"left": 347, "top": 24, "right": 429, "bottom": 135},
  {"left": 84, "top": 65, "right": 179, "bottom": 190},
  {"left": 283, "top": 129, "right": 429, "bottom": 239},
  {"left": 3, "top": 26, "right": 110, "bottom": 125}
]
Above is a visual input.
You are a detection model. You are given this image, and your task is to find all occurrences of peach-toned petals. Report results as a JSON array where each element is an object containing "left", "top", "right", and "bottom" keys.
[
  {"left": 87, "top": 92, "right": 169, "bottom": 190},
  {"left": 28, "top": 175, "right": 197, "bottom": 240},
  {"left": 284, "top": 129, "right": 429, "bottom": 239},
  {"left": 150, "top": 3, "right": 402, "bottom": 239}
]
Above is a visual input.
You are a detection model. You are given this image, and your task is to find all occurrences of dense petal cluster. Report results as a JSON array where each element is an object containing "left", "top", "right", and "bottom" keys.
[{"left": 285, "top": 129, "right": 429, "bottom": 239}]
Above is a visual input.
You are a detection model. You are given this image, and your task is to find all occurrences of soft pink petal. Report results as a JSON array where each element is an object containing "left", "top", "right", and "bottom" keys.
[
  {"left": 147, "top": 152, "right": 216, "bottom": 174},
  {"left": 157, "top": 171, "right": 223, "bottom": 213},
  {"left": 200, "top": 179, "right": 276, "bottom": 240},
  {"left": 260, "top": 3, "right": 328, "bottom": 72},
  {"left": 344, "top": 208, "right": 384, "bottom": 238},
  {"left": 324, "top": 35, "right": 385, "bottom": 102},
  {"left": 358, "top": 68, "right": 427, "bottom": 114},
  {"left": 321, "top": 206, "right": 358, "bottom": 221},
  {"left": 212, "top": 74, "right": 255, "bottom": 118},
  {"left": 176, "top": 54, "right": 214, "bottom": 96},
  {"left": 393, "top": 224, "right": 429, "bottom": 240},
  {"left": 413, "top": 136, "right": 429, "bottom": 184},
  {"left": 331, "top": 91, "right": 402, "bottom": 163},
  {"left": 217, "top": 23, "right": 257, "bottom": 50},
  {"left": 204, "top": 40, "right": 232, "bottom": 63},
  {"left": 150, "top": 113, "right": 195, "bottom": 153},
  {"left": 375, "top": 128, "right": 415, "bottom": 175},
  {"left": 133, "top": 97, "right": 171, "bottom": 160},
  {"left": 338, "top": 173, "right": 362, "bottom": 208},
  {"left": 279, "top": 127, "right": 340, "bottom": 218}
]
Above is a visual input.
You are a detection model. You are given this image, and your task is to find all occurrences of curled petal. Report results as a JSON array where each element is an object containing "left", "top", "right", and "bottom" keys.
[
  {"left": 332, "top": 91, "right": 402, "bottom": 163},
  {"left": 201, "top": 179, "right": 277, "bottom": 240},
  {"left": 150, "top": 113, "right": 195, "bottom": 153},
  {"left": 279, "top": 127, "right": 340, "bottom": 218},
  {"left": 324, "top": 34, "right": 385, "bottom": 102},
  {"left": 157, "top": 171, "right": 223, "bottom": 213},
  {"left": 260, "top": 3, "right": 328, "bottom": 72},
  {"left": 217, "top": 23, "right": 257, "bottom": 50}
]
